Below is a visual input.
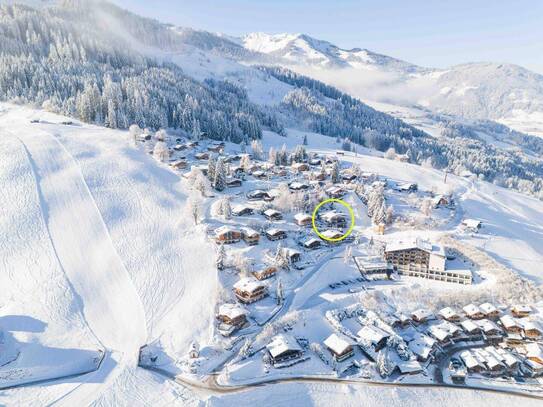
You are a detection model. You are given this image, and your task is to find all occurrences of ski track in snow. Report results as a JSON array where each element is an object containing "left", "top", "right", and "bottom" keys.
[{"left": 15, "top": 130, "right": 148, "bottom": 406}]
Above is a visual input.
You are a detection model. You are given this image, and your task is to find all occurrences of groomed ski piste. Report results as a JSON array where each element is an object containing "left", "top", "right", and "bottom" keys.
[{"left": 1, "top": 102, "right": 543, "bottom": 406}]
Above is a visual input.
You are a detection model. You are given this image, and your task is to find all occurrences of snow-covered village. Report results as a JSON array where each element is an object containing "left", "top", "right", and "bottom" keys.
[
  {"left": 132, "top": 128, "right": 543, "bottom": 396},
  {"left": 1, "top": 1, "right": 543, "bottom": 406}
]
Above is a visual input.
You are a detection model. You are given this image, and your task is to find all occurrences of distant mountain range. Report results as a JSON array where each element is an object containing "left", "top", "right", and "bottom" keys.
[{"left": 210, "top": 31, "right": 543, "bottom": 138}]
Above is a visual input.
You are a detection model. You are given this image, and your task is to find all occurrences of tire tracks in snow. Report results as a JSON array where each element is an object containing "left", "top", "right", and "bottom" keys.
[{"left": 14, "top": 130, "right": 148, "bottom": 406}]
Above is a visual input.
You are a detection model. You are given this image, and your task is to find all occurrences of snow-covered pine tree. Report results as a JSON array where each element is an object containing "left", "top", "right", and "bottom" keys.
[
  {"left": 128, "top": 123, "right": 142, "bottom": 146},
  {"left": 221, "top": 197, "right": 232, "bottom": 220},
  {"left": 279, "top": 144, "right": 288, "bottom": 166},
  {"left": 213, "top": 158, "right": 227, "bottom": 191},
  {"left": 251, "top": 140, "right": 263, "bottom": 161},
  {"left": 276, "top": 278, "right": 284, "bottom": 305},
  {"left": 331, "top": 161, "right": 341, "bottom": 184},
  {"left": 372, "top": 202, "right": 386, "bottom": 226},
  {"left": 216, "top": 244, "right": 226, "bottom": 270},
  {"left": 207, "top": 154, "right": 217, "bottom": 181},
  {"left": 153, "top": 140, "right": 169, "bottom": 162},
  {"left": 268, "top": 147, "right": 277, "bottom": 164}
]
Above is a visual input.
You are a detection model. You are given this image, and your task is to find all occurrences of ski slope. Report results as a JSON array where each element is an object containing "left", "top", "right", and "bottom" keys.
[{"left": 0, "top": 104, "right": 214, "bottom": 405}]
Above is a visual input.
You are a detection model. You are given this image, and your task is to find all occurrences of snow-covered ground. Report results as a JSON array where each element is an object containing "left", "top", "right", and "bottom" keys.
[{"left": 1, "top": 103, "right": 543, "bottom": 405}]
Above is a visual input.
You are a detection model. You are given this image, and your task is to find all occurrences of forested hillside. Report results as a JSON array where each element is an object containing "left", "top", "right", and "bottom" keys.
[
  {"left": 0, "top": 1, "right": 541, "bottom": 198},
  {"left": 0, "top": 2, "right": 271, "bottom": 141}
]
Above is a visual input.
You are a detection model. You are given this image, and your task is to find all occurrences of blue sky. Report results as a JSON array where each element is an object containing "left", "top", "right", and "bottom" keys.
[{"left": 113, "top": 0, "right": 543, "bottom": 73}]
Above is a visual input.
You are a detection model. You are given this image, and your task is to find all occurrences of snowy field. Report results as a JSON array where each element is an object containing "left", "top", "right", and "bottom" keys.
[{"left": 1, "top": 103, "right": 543, "bottom": 405}]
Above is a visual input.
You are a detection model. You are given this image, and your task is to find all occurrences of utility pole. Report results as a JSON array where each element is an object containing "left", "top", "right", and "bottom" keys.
[{"left": 444, "top": 169, "right": 448, "bottom": 184}]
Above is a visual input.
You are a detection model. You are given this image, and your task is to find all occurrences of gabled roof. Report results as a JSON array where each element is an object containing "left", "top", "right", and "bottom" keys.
[
  {"left": 526, "top": 343, "right": 543, "bottom": 359},
  {"left": 240, "top": 227, "right": 259, "bottom": 238},
  {"left": 499, "top": 315, "right": 520, "bottom": 329},
  {"left": 463, "top": 304, "right": 483, "bottom": 316},
  {"left": 475, "top": 319, "right": 501, "bottom": 333},
  {"left": 266, "top": 228, "right": 286, "bottom": 236},
  {"left": 427, "top": 325, "right": 450, "bottom": 342},
  {"left": 411, "top": 308, "right": 434, "bottom": 321},
  {"left": 215, "top": 225, "right": 239, "bottom": 236},
  {"left": 218, "top": 303, "right": 246, "bottom": 320},
  {"left": 321, "top": 229, "right": 344, "bottom": 240},
  {"left": 303, "top": 238, "right": 321, "bottom": 246},
  {"left": 320, "top": 210, "right": 346, "bottom": 222},
  {"left": 511, "top": 304, "right": 532, "bottom": 313},
  {"left": 324, "top": 333, "right": 352, "bottom": 355},
  {"left": 263, "top": 208, "right": 281, "bottom": 216},
  {"left": 357, "top": 325, "right": 390, "bottom": 345},
  {"left": 460, "top": 350, "right": 482, "bottom": 369},
  {"left": 479, "top": 302, "right": 498, "bottom": 314},
  {"left": 233, "top": 278, "right": 265, "bottom": 293},
  {"left": 460, "top": 319, "right": 480, "bottom": 333},
  {"left": 294, "top": 213, "right": 312, "bottom": 222},
  {"left": 439, "top": 307, "right": 459, "bottom": 319},
  {"left": 266, "top": 334, "right": 302, "bottom": 359}
]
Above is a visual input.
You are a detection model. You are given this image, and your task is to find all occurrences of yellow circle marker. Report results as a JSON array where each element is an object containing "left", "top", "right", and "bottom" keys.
[{"left": 311, "top": 198, "right": 355, "bottom": 242}]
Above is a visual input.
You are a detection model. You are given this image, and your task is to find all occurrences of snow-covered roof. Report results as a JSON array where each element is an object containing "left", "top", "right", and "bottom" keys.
[
  {"left": 483, "top": 354, "right": 503, "bottom": 370},
  {"left": 247, "top": 189, "right": 269, "bottom": 197},
  {"left": 326, "top": 186, "right": 344, "bottom": 194},
  {"left": 460, "top": 351, "right": 482, "bottom": 369},
  {"left": 324, "top": 333, "right": 352, "bottom": 355},
  {"left": 427, "top": 325, "right": 450, "bottom": 342},
  {"left": 263, "top": 208, "right": 281, "bottom": 216},
  {"left": 240, "top": 227, "right": 259, "bottom": 237},
  {"left": 266, "top": 228, "right": 286, "bottom": 236},
  {"left": 233, "top": 278, "right": 265, "bottom": 293},
  {"left": 460, "top": 319, "right": 480, "bottom": 333},
  {"left": 303, "top": 238, "right": 321, "bottom": 246},
  {"left": 439, "top": 307, "right": 459, "bottom": 319},
  {"left": 215, "top": 225, "right": 239, "bottom": 236},
  {"left": 499, "top": 315, "right": 520, "bottom": 329},
  {"left": 526, "top": 343, "right": 543, "bottom": 359},
  {"left": 294, "top": 213, "right": 312, "bottom": 222},
  {"left": 321, "top": 229, "right": 343, "bottom": 240},
  {"left": 408, "top": 333, "right": 435, "bottom": 359},
  {"left": 385, "top": 238, "right": 444, "bottom": 257},
  {"left": 479, "top": 303, "right": 498, "bottom": 315},
  {"left": 232, "top": 204, "right": 252, "bottom": 213},
  {"left": 357, "top": 325, "right": 390, "bottom": 345},
  {"left": 266, "top": 334, "right": 302, "bottom": 359},
  {"left": 462, "top": 219, "right": 482, "bottom": 229},
  {"left": 411, "top": 308, "right": 434, "bottom": 321},
  {"left": 475, "top": 319, "right": 501, "bottom": 334},
  {"left": 218, "top": 303, "right": 246, "bottom": 320},
  {"left": 290, "top": 181, "right": 309, "bottom": 189},
  {"left": 463, "top": 304, "right": 483, "bottom": 316},
  {"left": 522, "top": 320, "right": 542, "bottom": 333},
  {"left": 320, "top": 210, "right": 345, "bottom": 222},
  {"left": 436, "top": 320, "right": 461, "bottom": 336},
  {"left": 397, "top": 359, "right": 422, "bottom": 374},
  {"left": 281, "top": 247, "right": 301, "bottom": 258},
  {"left": 512, "top": 304, "right": 532, "bottom": 313}
]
